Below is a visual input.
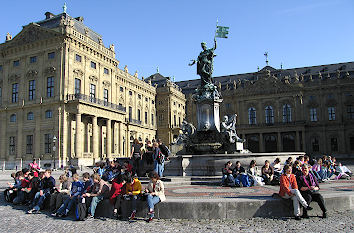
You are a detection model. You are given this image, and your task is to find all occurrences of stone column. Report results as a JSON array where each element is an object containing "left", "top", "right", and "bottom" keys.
[
  {"left": 296, "top": 131, "right": 300, "bottom": 151},
  {"left": 35, "top": 110, "right": 41, "bottom": 159},
  {"left": 17, "top": 111, "right": 23, "bottom": 159},
  {"left": 113, "top": 121, "right": 118, "bottom": 155},
  {"left": 106, "top": 119, "right": 112, "bottom": 158},
  {"left": 302, "top": 130, "right": 306, "bottom": 152},
  {"left": 0, "top": 112, "right": 6, "bottom": 159},
  {"left": 119, "top": 122, "right": 124, "bottom": 156},
  {"left": 259, "top": 133, "right": 264, "bottom": 152},
  {"left": 75, "top": 113, "right": 82, "bottom": 158},
  {"left": 277, "top": 132, "right": 282, "bottom": 152},
  {"left": 92, "top": 116, "right": 98, "bottom": 159},
  {"left": 62, "top": 111, "right": 69, "bottom": 167}
]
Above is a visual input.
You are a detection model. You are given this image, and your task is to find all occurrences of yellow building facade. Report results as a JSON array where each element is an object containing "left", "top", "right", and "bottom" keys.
[{"left": 0, "top": 12, "right": 157, "bottom": 168}]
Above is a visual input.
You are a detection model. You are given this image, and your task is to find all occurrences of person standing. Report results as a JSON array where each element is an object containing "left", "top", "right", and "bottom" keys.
[
  {"left": 152, "top": 142, "right": 164, "bottom": 177},
  {"left": 130, "top": 139, "right": 142, "bottom": 176}
]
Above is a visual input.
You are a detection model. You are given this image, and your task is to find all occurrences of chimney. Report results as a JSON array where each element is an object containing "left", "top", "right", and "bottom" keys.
[{"left": 45, "top": 12, "right": 55, "bottom": 19}]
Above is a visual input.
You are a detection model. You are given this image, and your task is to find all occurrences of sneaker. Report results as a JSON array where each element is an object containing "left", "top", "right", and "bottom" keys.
[
  {"left": 51, "top": 213, "right": 58, "bottom": 217},
  {"left": 148, "top": 210, "right": 155, "bottom": 217},
  {"left": 295, "top": 216, "right": 301, "bottom": 220},
  {"left": 129, "top": 211, "right": 136, "bottom": 220},
  {"left": 146, "top": 217, "right": 153, "bottom": 223},
  {"left": 27, "top": 209, "right": 34, "bottom": 214},
  {"left": 86, "top": 214, "right": 94, "bottom": 220}
]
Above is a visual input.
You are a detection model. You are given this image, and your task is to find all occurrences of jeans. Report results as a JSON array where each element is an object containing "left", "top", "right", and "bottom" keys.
[
  {"left": 57, "top": 196, "right": 77, "bottom": 215},
  {"left": 301, "top": 191, "right": 326, "bottom": 216},
  {"left": 13, "top": 190, "right": 25, "bottom": 204},
  {"left": 32, "top": 191, "right": 51, "bottom": 211},
  {"left": 282, "top": 189, "right": 308, "bottom": 217},
  {"left": 130, "top": 195, "right": 138, "bottom": 212},
  {"left": 154, "top": 161, "right": 164, "bottom": 177},
  {"left": 147, "top": 194, "right": 160, "bottom": 218},
  {"left": 88, "top": 196, "right": 104, "bottom": 216}
]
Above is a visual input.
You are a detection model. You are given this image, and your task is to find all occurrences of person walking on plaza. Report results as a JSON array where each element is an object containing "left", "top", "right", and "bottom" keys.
[
  {"left": 145, "top": 171, "right": 166, "bottom": 222},
  {"left": 279, "top": 165, "right": 312, "bottom": 220},
  {"left": 297, "top": 164, "right": 327, "bottom": 218},
  {"left": 152, "top": 142, "right": 164, "bottom": 177}
]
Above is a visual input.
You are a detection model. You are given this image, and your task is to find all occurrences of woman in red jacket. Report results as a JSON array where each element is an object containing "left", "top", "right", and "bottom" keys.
[
  {"left": 279, "top": 164, "right": 312, "bottom": 220},
  {"left": 109, "top": 174, "right": 126, "bottom": 219}
]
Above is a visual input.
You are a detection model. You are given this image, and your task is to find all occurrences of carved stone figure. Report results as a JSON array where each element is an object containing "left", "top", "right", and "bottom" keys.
[
  {"left": 173, "top": 120, "right": 196, "bottom": 145},
  {"left": 220, "top": 114, "right": 244, "bottom": 143},
  {"left": 6, "top": 32, "right": 12, "bottom": 41},
  {"left": 189, "top": 38, "right": 217, "bottom": 87}
]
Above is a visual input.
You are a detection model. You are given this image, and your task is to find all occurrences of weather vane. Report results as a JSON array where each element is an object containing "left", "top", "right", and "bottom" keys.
[{"left": 264, "top": 52, "right": 269, "bottom": 66}]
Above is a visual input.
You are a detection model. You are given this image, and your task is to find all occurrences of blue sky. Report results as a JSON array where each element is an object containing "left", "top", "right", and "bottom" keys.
[{"left": 1, "top": 0, "right": 354, "bottom": 81}]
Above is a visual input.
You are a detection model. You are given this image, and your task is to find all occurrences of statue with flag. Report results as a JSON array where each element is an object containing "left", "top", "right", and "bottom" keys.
[{"left": 189, "top": 22, "right": 229, "bottom": 88}]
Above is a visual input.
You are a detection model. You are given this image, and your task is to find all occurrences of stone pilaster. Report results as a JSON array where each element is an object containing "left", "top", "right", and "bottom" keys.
[
  {"left": 92, "top": 116, "right": 98, "bottom": 159},
  {"left": 106, "top": 119, "right": 112, "bottom": 158},
  {"left": 75, "top": 113, "right": 82, "bottom": 158},
  {"left": 277, "top": 132, "right": 282, "bottom": 152},
  {"left": 259, "top": 133, "right": 264, "bottom": 152}
]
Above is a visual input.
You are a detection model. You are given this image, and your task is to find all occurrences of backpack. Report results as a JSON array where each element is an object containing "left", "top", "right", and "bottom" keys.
[
  {"left": 160, "top": 144, "right": 171, "bottom": 157},
  {"left": 157, "top": 151, "right": 165, "bottom": 164},
  {"left": 4, "top": 189, "right": 16, "bottom": 203},
  {"left": 75, "top": 200, "right": 87, "bottom": 221}
]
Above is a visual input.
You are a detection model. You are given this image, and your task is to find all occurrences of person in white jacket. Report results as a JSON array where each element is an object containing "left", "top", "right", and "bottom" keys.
[{"left": 145, "top": 171, "right": 166, "bottom": 222}]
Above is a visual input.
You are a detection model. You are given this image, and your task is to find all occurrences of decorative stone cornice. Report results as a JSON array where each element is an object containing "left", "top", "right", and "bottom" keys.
[
  {"left": 44, "top": 66, "right": 56, "bottom": 75},
  {"left": 102, "top": 80, "right": 111, "bottom": 87},
  {"left": 73, "top": 69, "right": 84, "bottom": 77},
  {"left": 8, "top": 74, "right": 20, "bottom": 83},
  {"left": 89, "top": 75, "right": 98, "bottom": 82},
  {"left": 26, "top": 70, "right": 38, "bottom": 79}
]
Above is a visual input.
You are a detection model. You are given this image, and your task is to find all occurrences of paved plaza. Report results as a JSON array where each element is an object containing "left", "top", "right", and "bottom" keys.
[{"left": 0, "top": 165, "right": 353, "bottom": 233}]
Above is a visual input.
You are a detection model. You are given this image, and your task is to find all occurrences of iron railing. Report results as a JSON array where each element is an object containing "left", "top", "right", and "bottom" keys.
[{"left": 67, "top": 94, "right": 126, "bottom": 112}]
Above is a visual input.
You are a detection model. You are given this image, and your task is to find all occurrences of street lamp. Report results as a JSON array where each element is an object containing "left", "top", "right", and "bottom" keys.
[{"left": 52, "top": 135, "right": 57, "bottom": 170}]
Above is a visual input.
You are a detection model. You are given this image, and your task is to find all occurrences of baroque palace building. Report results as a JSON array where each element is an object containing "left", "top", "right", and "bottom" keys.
[
  {"left": 0, "top": 11, "right": 175, "bottom": 168},
  {"left": 177, "top": 62, "right": 354, "bottom": 157}
]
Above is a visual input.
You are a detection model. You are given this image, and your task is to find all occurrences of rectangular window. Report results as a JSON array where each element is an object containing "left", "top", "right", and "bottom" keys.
[
  {"left": 44, "top": 134, "right": 51, "bottom": 153},
  {"left": 75, "top": 54, "right": 82, "bottom": 62},
  {"left": 129, "top": 91, "right": 132, "bottom": 96},
  {"left": 47, "top": 77, "right": 54, "bottom": 97},
  {"left": 350, "top": 137, "right": 354, "bottom": 151},
  {"left": 174, "top": 115, "right": 176, "bottom": 127},
  {"left": 347, "top": 105, "right": 354, "bottom": 119},
  {"left": 90, "top": 84, "right": 96, "bottom": 102},
  {"left": 312, "top": 138, "right": 319, "bottom": 152},
  {"left": 331, "top": 138, "right": 338, "bottom": 152},
  {"left": 145, "top": 111, "right": 148, "bottom": 124},
  {"left": 310, "top": 108, "right": 317, "bottom": 122},
  {"left": 9, "top": 136, "right": 15, "bottom": 155},
  {"left": 328, "top": 107, "right": 335, "bottom": 121},
  {"left": 104, "top": 68, "right": 109, "bottom": 74},
  {"left": 29, "top": 80, "right": 36, "bottom": 100},
  {"left": 75, "top": 78, "right": 81, "bottom": 95},
  {"left": 129, "top": 107, "right": 132, "bottom": 122},
  {"left": 151, "top": 114, "right": 154, "bottom": 126},
  {"left": 0, "top": 65, "right": 2, "bottom": 71},
  {"left": 26, "top": 135, "right": 33, "bottom": 154},
  {"left": 103, "top": 89, "right": 108, "bottom": 106},
  {"left": 137, "top": 109, "right": 141, "bottom": 122},
  {"left": 120, "top": 87, "right": 124, "bottom": 92},
  {"left": 91, "top": 61, "right": 96, "bottom": 69},
  {"left": 48, "top": 52, "right": 55, "bottom": 59},
  {"left": 13, "top": 60, "right": 20, "bottom": 67},
  {"left": 30, "top": 56, "right": 37, "bottom": 63},
  {"left": 138, "top": 94, "right": 142, "bottom": 99},
  {"left": 179, "top": 116, "right": 181, "bottom": 127},
  {"left": 12, "top": 83, "right": 19, "bottom": 103}
]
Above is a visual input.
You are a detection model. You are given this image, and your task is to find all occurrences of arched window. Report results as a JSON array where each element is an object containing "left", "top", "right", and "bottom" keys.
[
  {"left": 248, "top": 107, "right": 257, "bottom": 125},
  {"left": 265, "top": 106, "right": 274, "bottom": 124},
  {"left": 45, "top": 110, "right": 53, "bottom": 119},
  {"left": 10, "top": 114, "right": 16, "bottom": 122},
  {"left": 27, "top": 112, "right": 34, "bottom": 120},
  {"left": 282, "top": 104, "right": 292, "bottom": 123}
]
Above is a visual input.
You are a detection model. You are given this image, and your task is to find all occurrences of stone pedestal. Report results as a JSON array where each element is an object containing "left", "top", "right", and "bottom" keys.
[
  {"left": 236, "top": 142, "right": 244, "bottom": 151},
  {"left": 196, "top": 98, "right": 222, "bottom": 132}
]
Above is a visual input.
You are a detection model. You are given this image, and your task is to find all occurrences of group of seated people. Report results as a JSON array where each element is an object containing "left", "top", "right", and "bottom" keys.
[
  {"left": 222, "top": 155, "right": 352, "bottom": 187},
  {"left": 222, "top": 159, "right": 281, "bottom": 187},
  {"left": 4, "top": 161, "right": 165, "bottom": 222}
]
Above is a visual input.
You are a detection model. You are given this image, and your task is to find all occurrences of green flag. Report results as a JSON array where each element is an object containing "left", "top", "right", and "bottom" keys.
[{"left": 216, "top": 26, "right": 229, "bottom": 38}]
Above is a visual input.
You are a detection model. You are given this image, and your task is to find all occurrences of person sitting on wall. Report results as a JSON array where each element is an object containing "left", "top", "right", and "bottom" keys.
[
  {"left": 279, "top": 165, "right": 312, "bottom": 220},
  {"left": 261, "top": 160, "right": 274, "bottom": 185},
  {"left": 247, "top": 160, "right": 264, "bottom": 186},
  {"left": 232, "top": 161, "right": 246, "bottom": 187},
  {"left": 222, "top": 161, "right": 234, "bottom": 187},
  {"left": 271, "top": 158, "right": 282, "bottom": 177},
  {"left": 297, "top": 164, "right": 327, "bottom": 218},
  {"left": 144, "top": 171, "right": 166, "bottom": 222},
  {"left": 125, "top": 174, "right": 142, "bottom": 220}
]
